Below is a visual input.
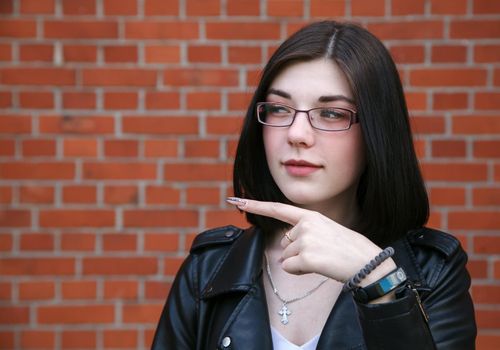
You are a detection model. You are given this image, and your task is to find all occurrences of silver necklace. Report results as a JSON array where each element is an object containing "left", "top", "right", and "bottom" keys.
[{"left": 264, "top": 253, "right": 330, "bottom": 325}]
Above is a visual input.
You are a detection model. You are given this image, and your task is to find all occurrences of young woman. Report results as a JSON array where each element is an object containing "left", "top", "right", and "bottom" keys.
[{"left": 152, "top": 21, "right": 476, "bottom": 349}]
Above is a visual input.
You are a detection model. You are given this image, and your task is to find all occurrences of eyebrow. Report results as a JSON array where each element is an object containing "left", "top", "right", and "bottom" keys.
[{"left": 267, "top": 88, "right": 355, "bottom": 105}]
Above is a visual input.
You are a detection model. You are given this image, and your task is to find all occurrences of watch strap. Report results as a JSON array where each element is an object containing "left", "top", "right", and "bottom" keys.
[{"left": 352, "top": 267, "right": 407, "bottom": 303}]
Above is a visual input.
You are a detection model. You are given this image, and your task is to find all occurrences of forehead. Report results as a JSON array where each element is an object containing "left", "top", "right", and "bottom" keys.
[{"left": 268, "top": 58, "right": 353, "bottom": 101}]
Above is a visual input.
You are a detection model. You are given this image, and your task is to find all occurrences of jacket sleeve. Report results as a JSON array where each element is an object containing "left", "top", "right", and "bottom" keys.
[
  {"left": 355, "top": 245, "right": 476, "bottom": 350},
  {"left": 151, "top": 254, "right": 198, "bottom": 350}
]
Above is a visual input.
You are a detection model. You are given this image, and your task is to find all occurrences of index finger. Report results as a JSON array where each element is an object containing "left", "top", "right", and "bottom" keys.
[{"left": 226, "top": 197, "right": 310, "bottom": 226}]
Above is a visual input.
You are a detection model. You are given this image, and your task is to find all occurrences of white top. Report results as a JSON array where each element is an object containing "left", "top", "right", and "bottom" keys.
[{"left": 271, "top": 326, "right": 321, "bottom": 350}]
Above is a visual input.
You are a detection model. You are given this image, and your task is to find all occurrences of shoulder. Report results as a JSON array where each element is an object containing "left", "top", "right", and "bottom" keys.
[
  {"left": 406, "top": 227, "right": 462, "bottom": 260},
  {"left": 190, "top": 225, "right": 246, "bottom": 253}
]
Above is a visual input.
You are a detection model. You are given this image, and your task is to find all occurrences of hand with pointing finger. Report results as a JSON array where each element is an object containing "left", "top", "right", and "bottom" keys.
[{"left": 227, "top": 197, "right": 397, "bottom": 287}]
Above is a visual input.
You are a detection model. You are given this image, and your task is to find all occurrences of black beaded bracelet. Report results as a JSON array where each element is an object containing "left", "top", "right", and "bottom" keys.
[{"left": 342, "top": 247, "right": 395, "bottom": 293}]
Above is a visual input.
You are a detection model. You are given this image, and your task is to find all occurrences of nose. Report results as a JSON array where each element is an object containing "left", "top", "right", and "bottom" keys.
[{"left": 287, "top": 111, "right": 315, "bottom": 147}]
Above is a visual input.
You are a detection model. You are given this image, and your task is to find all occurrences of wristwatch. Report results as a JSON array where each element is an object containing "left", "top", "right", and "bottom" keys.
[{"left": 352, "top": 267, "right": 407, "bottom": 303}]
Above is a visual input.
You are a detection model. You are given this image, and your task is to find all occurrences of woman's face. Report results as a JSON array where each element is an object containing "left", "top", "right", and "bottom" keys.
[{"left": 263, "top": 58, "right": 365, "bottom": 218}]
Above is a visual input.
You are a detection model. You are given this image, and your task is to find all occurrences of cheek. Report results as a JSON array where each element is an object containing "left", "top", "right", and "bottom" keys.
[{"left": 263, "top": 127, "right": 280, "bottom": 161}]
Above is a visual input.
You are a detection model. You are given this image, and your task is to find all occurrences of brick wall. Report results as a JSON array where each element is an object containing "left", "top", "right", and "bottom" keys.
[{"left": 0, "top": 0, "right": 499, "bottom": 349}]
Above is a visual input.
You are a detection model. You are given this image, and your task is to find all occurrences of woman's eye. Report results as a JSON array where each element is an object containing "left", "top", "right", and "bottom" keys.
[
  {"left": 269, "top": 105, "right": 291, "bottom": 114},
  {"left": 319, "top": 109, "right": 346, "bottom": 119}
]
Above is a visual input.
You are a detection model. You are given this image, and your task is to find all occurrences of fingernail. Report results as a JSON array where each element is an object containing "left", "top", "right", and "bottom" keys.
[{"left": 226, "top": 197, "right": 247, "bottom": 207}]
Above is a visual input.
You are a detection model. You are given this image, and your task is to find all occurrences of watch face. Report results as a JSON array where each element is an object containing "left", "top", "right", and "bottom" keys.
[{"left": 396, "top": 269, "right": 406, "bottom": 281}]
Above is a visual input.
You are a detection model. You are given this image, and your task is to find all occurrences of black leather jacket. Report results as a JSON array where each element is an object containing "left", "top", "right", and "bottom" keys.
[{"left": 152, "top": 226, "right": 476, "bottom": 349}]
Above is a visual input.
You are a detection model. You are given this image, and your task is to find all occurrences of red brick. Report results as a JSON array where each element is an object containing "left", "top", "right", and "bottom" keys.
[
  {"left": 186, "top": 187, "right": 219, "bottom": 205},
  {"left": 473, "top": 188, "right": 500, "bottom": 206},
  {"left": 352, "top": 0, "right": 384, "bottom": 16},
  {"left": 430, "top": 0, "right": 467, "bottom": 14},
  {"left": 19, "top": 44, "right": 53, "bottom": 62},
  {"left": 467, "top": 259, "right": 487, "bottom": 279},
  {"left": 227, "top": 139, "right": 238, "bottom": 158},
  {"left": 0, "top": 20, "right": 36, "bottom": 38},
  {"left": 63, "top": 45, "right": 97, "bottom": 62},
  {"left": 20, "top": 233, "right": 54, "bottom": 251},
  {"left": 267, "top": 0, "right": 303, "bottom": 16},
  {"left": 0, "top": 307, "right": 29, "bottom": 324},
  {"left": 62, "top": 331, "right": 96, "bottom": 349},
  {"left": 0, "top": 0, "right": 14, "bottom": 14},
  {"left": 19, "top": 91, "right": 54, "bottom": 109},
  {"left": 227, "top": 0, "right": 260, "bottom": 15},
  {"left": 83, "top": 69, "right": 157, "bottom": 87},
  {"left": 431, "top": 140, "right": 466, "bottom": 158},
  {"left": 39, "top": 210, "right": 114, "bottom": 228},
  {"left": 64, "top": 138, "right": 98, "bottom": 157},
  {"left": 0, "top": 91, "right": 11, "bottom": 107},
  {"left": 227, "top": 92, "right": 253, "bottom": 110},
  {"left": 405, "top": 92, "right": 427, "bottom": 110},
  {"left": 431, "top": 45, "right": 467, "bottom": 63},
  {"left": 104, "top": 45, "right": 137, "bottom": 63},
  {"left": 21, "top": 330, "right": 55, "bottom": 348},
  {"left": 104, "top": 280, "right": 138, "bottom": 299},
  {"left": 104, "top": 140, "right": 139, "bottom": 157},
  {"left": 83, "top": 162, "right": 156, "bottom": 180},
  {"left": 19, "top": 281, "right": 54, "bottom": 300},
  {"left": 205, "top": 209, "right": 248, "bottom": 228},
  {"left": 0, "top": 282, "right": 10, "bottom": 300},
  {"left": 496, "top": 69, "right": 500, "bottom": 86},
  {"left": 410, "top": 116, "right": 445, "bottom": 134},
  {"left": 474, "top": 140, "right": 500, "bottom": 158},
  {"left": 145, "top": 92, "right": 180, "bottom": 109},
  {"left": 476, "top": 93, "right": 500, "bottom": 110},
  {"left": 476, "top": 335, "right": 500, "bottom": 350},
  {"left": 145, "top": 186, "right": 180, "bottom": 204},
  {"left": 62, "top": 0, "right": 96, "bottom": 15},
  {"left": 164, "top": 163, "right": 232, "bottom": 181},
  {"left": 22, "top": 139, "right": 56, "bottom": 156},
  {"left": 476, "top": 309, "right": 500, "bottom": 328},
  {"left": 0, "top": 68, "right": 75, "bottom": 86},
  {"left": 123, "top": 116, "right": 198, "bottom": 135},
  {"left": 0, "top": 114, "right": 31, "bottom": 134},
  {"left": 0, "top": 234, "right": 13, "bottom": 251},
  {"left": 246, "top": 68, "right": 261, "bottom": 86},
  {"left": 450, "top": 20, "right": 500, "bottom": 39},
  {"left": 421, "top": 163, "right": 487, "bottom": 181},
  {"left": 188, "top": 45, "right": 221, "bottom": 63},
  {"left": 453, "top": 116, "right": 500, "bottom": 135},
  {"left": 186, "top": 0, "right": 220, "bottom": 16},
  {"left": 0, "top": 186, "right": 13, "bottom": 203},
  {"left": 474, "top": 0, "right": 500, "bottom": 14},
  {"left": 164, "top": 68, "right": 238, "bottom": 87},
  {"left": 104, "top": 185, "right": 138, "bottom": 204},
  {"left": 367, "top": 21, "right": 443, "bottom": 40},
  {"left": 206, "top": 22, "right": 280, "bottom": 40},
  {"left": 61, "top": 280, "right": 97, "bottom": 299},
  {"left": 145, "top": 281, "right": 171, "bottom": 299},
  {"left": 449, "top": 212, "right": 500, "bottom": 230},
  {"left": 125, "top": 21, "right": 198, "bottom": 39},
  {"left": 20, "top": 0, "right": 55, "bottom": 14},
  {"left": 63, "top": 91, "right": 96, "bottom": 109},
  {"left": 44, "top": 21, "right": 118, "bottom": 39},
  {"left": 144, "top": 233, "right": 179, "bottom": 252},
  {"left": 0, "top": 162, "right": 74, "bottom": 180},
  {"left": 186, "top": 92, "right": 221, "bottom": 110},
  {"left": 145, "top": 0, "right": 179, "bottom": 15},
  {"left": 228, "top": 46, "right": 261, "bottom": 64},
  {"left": 185, "top": 140, "right": 220, "bottom": 158},
  {"left": 40, "top": 115, "right": 115, "bottom": 134},
  {"left": 429, "top": 187, "right": 465, "bottom": 206},
  {"left": 61, "top": 233, "right": 95, "bottom": 251},
  {"left": 392, "top": 0, "right": 424, "bottom": 15},
  {"left": 104, "top": 330, "right": 138, "bottom": 348},
  {"left": 38, "top": 305, "right": 114, "bottom": 324},
  {"left": 0, "top": 44, "right": 11, "bottom": 61},
  {"left": 164, "top": 257, "right": 184, "bottom": 275},
  {"left": 433, "top": 92, "right": 468, "bottom": 110},
  {"left": 63, "top": 185, "right": 97, "bottom": 204},
  {"left": 475, "top": 45, "right": 500, "bottom": 63},
  {"left": 102, "top": 233, "right": 137, "bottom": 251},
  {"left": 20, "top": 184, "right": 55, "bottom": 203},
  {"left": 144, "top": 45, "right": 180, "bottom": 63},
  {"left": 410, "top": 68, "right": 487, "bottom": 87},
  {"left": 104, "top": 0, "right": 137, "bottom": 15},
  {"left": 83, "top": 257, "right": 157, "bottom": 275},
  {"left": 123, "top": 304, "right": 163, "bottom": 323},
  {"left": 124, "top": 210, "right": 198, "bottom": 227},
  {"left": 104, "top": 92, "right": 138, "bottom": 109},
  {"left": 413, "top": 139, "right": 426, "bottom": 158},
  {"left": 474, "top": 236, "right": 500, "bottom": 254},
  {"left": 144, "top": 139, "right": 178, "bottom": 157},
  {"left": 390, "top": 45, "right": 425, "bottom": 64},
  {"left": 0, "top": 258, "right": 75, "bottom": 276},
  {"left": 310, "top": 0, "right": 345, "bottom": 16}
]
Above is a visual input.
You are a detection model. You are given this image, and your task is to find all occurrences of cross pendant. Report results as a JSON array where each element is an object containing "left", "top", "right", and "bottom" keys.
[{"left": 278, "top": 304, "right": 291, "bottom": 325}]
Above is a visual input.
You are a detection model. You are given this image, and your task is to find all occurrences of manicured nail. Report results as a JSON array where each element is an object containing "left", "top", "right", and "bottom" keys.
[{"left": 226, "top": 197, "right": 247, "bottom": 207}]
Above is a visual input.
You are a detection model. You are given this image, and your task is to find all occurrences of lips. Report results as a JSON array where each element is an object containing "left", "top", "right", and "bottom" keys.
[{"left": 282, "top": 159, "right": 323, "bottom": 176}]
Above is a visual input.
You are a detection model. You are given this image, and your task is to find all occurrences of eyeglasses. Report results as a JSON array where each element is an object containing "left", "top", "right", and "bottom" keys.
[{"left": 256, "top": 102, "right": 358, "bottom": 132}]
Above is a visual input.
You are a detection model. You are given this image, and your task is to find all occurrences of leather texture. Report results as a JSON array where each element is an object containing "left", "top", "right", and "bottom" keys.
[{"left": 151, "top": 225, "right": 476, "bottom": 349}]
